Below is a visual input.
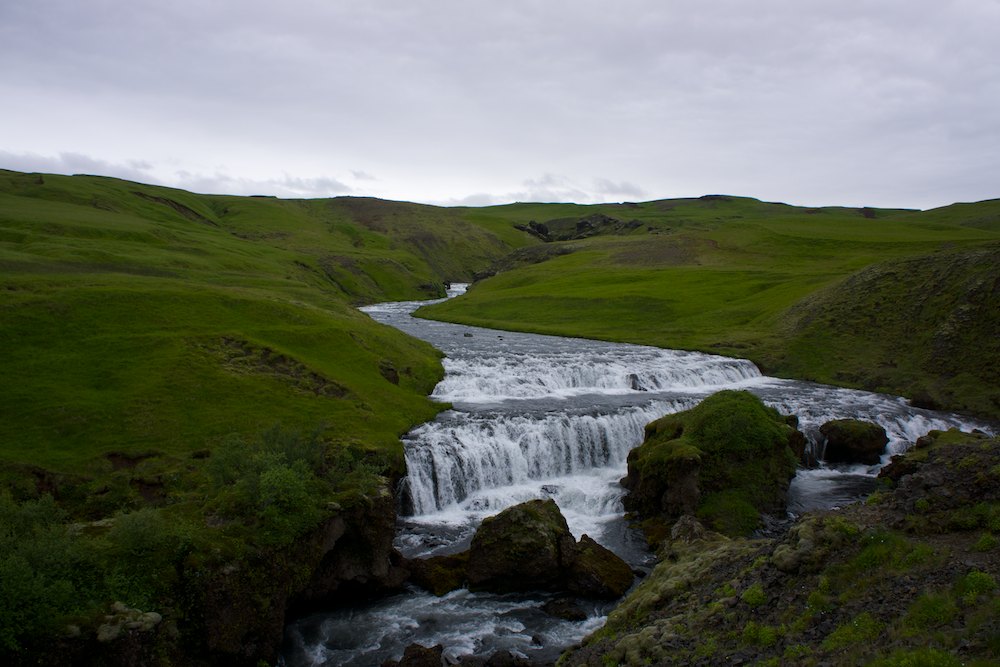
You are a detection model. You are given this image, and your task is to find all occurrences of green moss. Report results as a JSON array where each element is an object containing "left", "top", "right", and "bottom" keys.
[
  {"left": 822, "top": 612, "right": 883, "bottom": 650},
  {"left": 741, "top": 620, "right": 778, "bottom": 647},
  {"left": 698, "top": 491, "right": 761, "bottom": 536},
  {"left": 740, "top": 582, "right": 767, "bottom": 608},
  {"left": 972, "top": 533, "right": 998, "bottom": 552},
  {"left": 627, "top": 390, "right": 799, "bottom": 536},
  {"left": 865, "top": 648, "right": 963, "bottom": 667},
  {"left": 955, "top": 570, "right": 996, "bottom": 605},
  {"left": 903, "top": 593, "right": 959, "bottom": 632}
]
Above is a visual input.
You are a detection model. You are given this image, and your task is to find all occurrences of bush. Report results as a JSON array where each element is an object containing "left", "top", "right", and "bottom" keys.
[
  {"left": 903, "top": 592, "right": 958, "bottom": 632},
  {"left": 208, "top": 425, "right": 341, "bottom": 545},
  {"left": 0, "top": 494, "right": 98, "bottom": 654}
]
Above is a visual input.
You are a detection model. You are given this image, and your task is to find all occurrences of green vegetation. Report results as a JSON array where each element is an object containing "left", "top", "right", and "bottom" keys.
[
  {"left": 418, "top": 195, "right": 1000, "bottom": 418},
  {"left": 624, "top": 391, "right": 799, "bottom": 537},
  {"left": 0, "top": 169, "right": 530, "bottom": 661}
]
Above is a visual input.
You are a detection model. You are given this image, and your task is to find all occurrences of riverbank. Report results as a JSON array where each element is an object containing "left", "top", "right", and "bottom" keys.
[{"left": 563, "top": 429, "right": 1000, "bottom": 666}]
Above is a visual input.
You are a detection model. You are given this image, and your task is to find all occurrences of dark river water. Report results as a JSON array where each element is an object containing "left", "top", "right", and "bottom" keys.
[{"left": 281, "top": 285, "right": 993, "bottom": 666}]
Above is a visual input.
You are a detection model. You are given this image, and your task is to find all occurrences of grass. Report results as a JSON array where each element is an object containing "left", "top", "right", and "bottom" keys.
[
  {"left": 418, "top": 195, "right": 1000, "bottom": 418},
  {"left": 0, "top": 169, "right": 529, "bottom": 657}
]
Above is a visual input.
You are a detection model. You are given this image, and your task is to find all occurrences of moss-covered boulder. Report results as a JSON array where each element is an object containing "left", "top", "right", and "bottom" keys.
[
  {"left": 820, "top": 418, "right": 888, "bottom": 464},
  {"left": 622, "top": 390, "right": 801, "bottom": 538},
  {"left": 568, "top": 535, "right": 635, "bottom": 599},
  {"left": 408, "top": 552, "right": 469, "bottom": 596},
  {"left": 411, "top": 499, "right": 634, "bottom": 599},
  {"left": 467, "top": 499, "right": 578, "bottom": 593}
]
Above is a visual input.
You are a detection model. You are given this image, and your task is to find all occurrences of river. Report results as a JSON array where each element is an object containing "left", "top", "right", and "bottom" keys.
[{"left": 281, "top": 284, "right": 993, "bottom": 666}]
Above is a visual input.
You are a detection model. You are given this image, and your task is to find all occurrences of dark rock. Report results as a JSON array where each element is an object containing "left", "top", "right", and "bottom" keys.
[
  {"left": 382, "top": 643, "right": 444, "bottom": 667},
  {"left": 409, "top": 552, "right": 469, "bottom": 596},
  {"left": 379, "top": 360, "right": 400, "bottom": 385},
  {"left": 466, "top": 499, "right": 633, "bottom": 598},
  {"left": 542, "top": 597, "right": 588, "bottom": 621},
  {"left": 568, "top": 535, "right": 634, "bottom": 598},
  {"left": 819, "top": 419, "right": 888, "bottom": 465},
  {"left": 484, "top": 650, "right": 534, "bottom": 666},
  {"left": 467, "top": 499, "right": 576, "bottom": 593},
  {"left": 670, "top": 515, "right": 708, "bottom": 543}
]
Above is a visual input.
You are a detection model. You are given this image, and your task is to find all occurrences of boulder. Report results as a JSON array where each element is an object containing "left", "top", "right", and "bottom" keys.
[
  {"left": 382, "top": 643, "right": 444, "bottom": 667},
  {"left": 413, "top": 499, "right": 634, "bottom": 599},
  {"left": 467, "top": 499, "right": 576, "bottom": 593},
  {"left": 542, "top": 597, "right": 588, "bottom": 621},
  {"left": 568, "top": 535, "right": 635, "bottom": 598},
  {"left": 819, "top": 419, "right": 888, "bottom": 465},
  {"left": 622, "top": 391, "right": 801, "bottom": 538},
  {"left": 408, "top": 552, "right": 468, "bottom": 596}
]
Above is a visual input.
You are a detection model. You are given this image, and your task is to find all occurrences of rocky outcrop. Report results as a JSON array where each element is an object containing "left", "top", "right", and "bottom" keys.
[
  {"left": 411, "top": 499, "right": 634, "bottom": 600},
  {"left": 194, "top": 483, "right": 407, "bottom": 665},
  {"left": 622, "top": 390, "right": 802, "bottom": 538},
  {"left": 561, "top": 430, "right": 1000, "bottom": 666},
  {"left": 819, "top": 418, "right": 888, "bottom": 464}
]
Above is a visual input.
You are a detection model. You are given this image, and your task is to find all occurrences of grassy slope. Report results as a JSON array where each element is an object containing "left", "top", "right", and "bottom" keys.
[
  {"left": 419, "top": 196, "right": 1000, "bottom": 417},
  {"left": 0, "top": 169, "right": 528, "bottom": 477}
]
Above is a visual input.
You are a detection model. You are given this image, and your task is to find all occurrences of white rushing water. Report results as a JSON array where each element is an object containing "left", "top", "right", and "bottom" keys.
[{"left": 283, "top": 284, "right": 995, "bottom": 666}]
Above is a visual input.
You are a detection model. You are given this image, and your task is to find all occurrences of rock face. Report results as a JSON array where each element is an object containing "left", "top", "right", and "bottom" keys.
[
  {"left": 819, "top": 419, "right": 889, "bottom": 464},
  {"left": 413, "top": 499, "right": 634, "bottom": 599},
  {"left": 622, "top": 390, "right": 801, "bottom": 538},
  {"left": 201, "top": 483, "right": 407, "bottom": 665}
]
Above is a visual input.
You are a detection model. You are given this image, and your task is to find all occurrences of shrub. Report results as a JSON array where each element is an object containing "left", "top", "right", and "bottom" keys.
[
  {"left": 903, "top": 592, "right": 958, "bottom": 632},
  {"left": 207, "top": 425, "right": 341, "bottom": 546},
  {"left": 740, "top": 582, "right": 766, "bottom": 607},
  {"left": 866, "top": 647, "right": 962, "bottom": 666},
  {"left": 822, "top": 612, "right": 882, "bottom": 650},
  {"left": 0, "top": 494, "right": 97, "bottom": 654}
]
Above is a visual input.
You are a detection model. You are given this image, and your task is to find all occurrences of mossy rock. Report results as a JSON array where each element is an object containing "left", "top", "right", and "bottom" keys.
[
  {"left": 467, "top": 499, "right": 577, "bottom": 593},
  {"left": 623, "top": 391, "right": 801, "bottom": 537},
  {"left": 408, "top": 552, "right": 469, "bottom": 596},
  {"left": 820, "top": 419, "right": 889, "bottom": 465},
  {"left": 458, "top": 499, "right": 634, "bottom": 598},
  {"left": 569, "top": 535, "right": 635, "bottom": 599}
]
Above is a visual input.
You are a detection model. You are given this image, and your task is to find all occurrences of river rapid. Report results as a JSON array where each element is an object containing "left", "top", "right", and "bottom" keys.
[{"left": 281, "top": 285, "right": 993, "bottom": 666}]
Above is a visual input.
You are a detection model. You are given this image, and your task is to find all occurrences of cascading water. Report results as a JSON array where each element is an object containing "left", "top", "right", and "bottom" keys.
[{"left": 282, "top": 284, "right": 995, "bottom": 666}]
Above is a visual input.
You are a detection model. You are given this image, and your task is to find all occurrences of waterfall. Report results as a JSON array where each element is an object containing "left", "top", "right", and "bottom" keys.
[
  {"left": 283, "top": 287, "right": 998, "bottom": 667},
  {"left": 402, "top": 401, "right": 693, "bottom": 515},
  {"left": 432, "top": 350, "right": 762, "bottom": 402}
]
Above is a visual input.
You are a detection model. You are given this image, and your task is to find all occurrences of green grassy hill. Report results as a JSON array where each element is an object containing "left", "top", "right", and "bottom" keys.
[
  {"left": 0, "top": 169, "right": 532, "bottom": 475},
  {"left": 0, "top": 169, "right": 534, "bottom": 659},
  {"left": 420, "top": 195, "right": 1000, "bottom": 418}
]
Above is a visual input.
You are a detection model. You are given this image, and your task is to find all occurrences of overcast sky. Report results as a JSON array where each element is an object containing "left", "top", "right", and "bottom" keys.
[{"left": 2, "top": 0, "right": 998, "bottom": 209}]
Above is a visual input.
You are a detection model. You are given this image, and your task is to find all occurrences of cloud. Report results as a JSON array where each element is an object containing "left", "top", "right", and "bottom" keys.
[
  {"left": 435, "top": 174, "right": 648, "bottom": 207},
  {"left": 0, "top": 150, "right": 157, "bottom": 184},
  {"left": 0, "top": 150, "right": 355, "bottom": 198},
  {"left": 172, "top": 171, "right": 353, "bottom": 198},
  {"left": 1, "top": 1, "right": 998, "bottom": 209}
]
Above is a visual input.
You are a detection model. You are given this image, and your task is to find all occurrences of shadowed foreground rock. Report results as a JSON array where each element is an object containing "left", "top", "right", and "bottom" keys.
[
  {"left": 411, "top": 499, "right": 633, "bottom": 600},
  {"left": 820, "top": 418, "right": 888, "bottom": 464}
]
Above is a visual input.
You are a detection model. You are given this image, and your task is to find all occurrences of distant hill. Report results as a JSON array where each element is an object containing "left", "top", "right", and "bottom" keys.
[{"left": 420, "top": 195, "right": 1000, "bottom": 419}]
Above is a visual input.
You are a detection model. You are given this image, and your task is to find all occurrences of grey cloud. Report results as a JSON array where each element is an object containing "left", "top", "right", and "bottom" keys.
[
  {"left": 0, "top": 150, "right": 157, "bottom": 183},
  {"left": 173, "top": 171, "right": 353, "bottom": 198},
  {"left": 1, "top": 1, "right": 998, "bottom": 209}
]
